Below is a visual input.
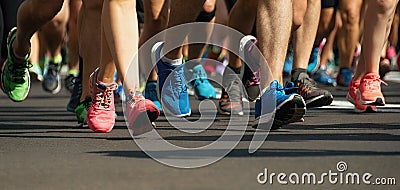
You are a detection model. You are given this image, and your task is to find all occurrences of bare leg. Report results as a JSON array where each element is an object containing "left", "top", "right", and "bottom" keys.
[
  {"left": 98, "top": 0, "right": 139, "bottom": 91},
  {"left": 79, "top": 0, "right": 103, "bottom": 100},
  {"left": 163, "top": 0, "right": 204, "bottom": 60},
  {"left": 257, "top": 0, "right": 292, "bottom": 86},
  {"left": 68, "top": 0, "right": 82, "bottom": 72},
  {"left": 227, "top": 0, "right": 258, "bottom": 69},
  {"left": 337, "top": 0, "right": 362, "bottom": 70},
  {"left": 292, "top": 0, "right": 321, "bottom": 70},
  {"left": 12, "top": 0, "right": 64, "bottom": 61},
  {"left": 139, "top": 0, "right": 168, "bottom": 82},
  {"left": 355, "top": 0, "right": 398, "bottom": 80}
]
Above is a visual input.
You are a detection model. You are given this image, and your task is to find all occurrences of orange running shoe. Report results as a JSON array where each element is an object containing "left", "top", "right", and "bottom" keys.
[
  {"left": 126, "top": 93, "right": 160, "bottom": 136},
  {"left": 357, "top": 73, "right": 387, "bottom": 106},
  {"left": 87, "top": 68, "right": 118, "bottom": 133},
  {"left": 346, "top": 77, "right": 376, "bottom": 113}
]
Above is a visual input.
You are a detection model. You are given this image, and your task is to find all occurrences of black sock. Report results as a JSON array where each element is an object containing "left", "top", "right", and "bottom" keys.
[{"left": 291, "top": 68, "right": 307, "bottom": 81}]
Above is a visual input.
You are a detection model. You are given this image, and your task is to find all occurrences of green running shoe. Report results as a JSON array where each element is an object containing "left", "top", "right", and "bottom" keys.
[
  {"left": 1, "top": 28, "right": 31, "bottom": 102},
  {"left": 74, "top": 97, "right": 91, "bottom": 126}
]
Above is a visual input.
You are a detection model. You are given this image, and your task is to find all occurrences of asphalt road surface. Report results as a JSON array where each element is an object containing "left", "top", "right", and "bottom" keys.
[{"left": 1, "top": 72, "right": 400, "bottom": 190}]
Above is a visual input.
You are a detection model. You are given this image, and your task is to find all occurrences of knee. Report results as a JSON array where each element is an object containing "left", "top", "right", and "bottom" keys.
[
  {"left": 375, "top": 0, "right": 397, "bottom": 15},
  {"left": 33, "top": 0, "right": 64, "bottom": 21},
  {"left": 341, "top": 6, "right": 360, "bottom": 26},
  {"left": 292, "top": 0, "right": 307, "bottom": 29}
]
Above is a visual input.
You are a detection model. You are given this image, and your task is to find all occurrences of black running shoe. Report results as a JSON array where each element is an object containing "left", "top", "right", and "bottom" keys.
[
  {"left": 289, "top": 72, "right": 333, "bottom": 107},
  {"left": 66, "top": 75, "right": 82, "bottom": 112}
]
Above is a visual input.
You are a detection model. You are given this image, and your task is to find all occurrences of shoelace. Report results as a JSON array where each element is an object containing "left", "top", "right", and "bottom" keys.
[
  {"left": 363, "top": 77, "right": 388, "bottom": 91},
  {"left": 94, "top": 84, "right": 117, "bottom": 110},
  {"left": 127, "top": 91, "right": 145, "bottom": 108},
  {"left": 7, "top": 63, "right": 32, "bottom": 83},
  {"left": 295, "top": 75, "right": 318, "bottom": 97}
]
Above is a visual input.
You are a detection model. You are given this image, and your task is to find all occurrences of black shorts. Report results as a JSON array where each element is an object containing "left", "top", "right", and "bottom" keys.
[{"left": 322, "top": 0, "right": 339, "bottom": 9}]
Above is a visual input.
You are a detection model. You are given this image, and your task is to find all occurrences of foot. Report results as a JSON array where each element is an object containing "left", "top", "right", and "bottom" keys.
[
  {"left": 86, "top": 68, "right": 118, "bottom": 133},
  {"left": 253, "top": 80, "right": 306, "bottom": 130},
  {"left": 0, "top": 27, "right": 31, "bottom": 102},
  {"left": 290, "top": 72, "right": 333, "bottom": 107},
  {"left": 346, "top": 77, "right": 376, "bottom": 113},
  {"left": 74, "top": 97, "right": 91, "bottom": 126},
  {"left": 152, "top": 42, "right": 191, "bottom": 117},
  {"left": 336, "top": 68, "right": 353, "bottom": 87},
  {"left": 357, "top": 73, "right": 387, "bottom": 106},
  {"left": 144, "top": 81, "right": 162, "bottom": 111},
  {"left": 126, "top": 93, "right": 160, "bottom": 136},
  {"left": 187, "top": 64, "right": 216, "bottom": 100},
  {"left": 66, "top": 75, "right": 82, "bottom": 112},
  {"left": 240, "top": 35, "right": 260, "bottom": 102},
  {"left": 42, "top": 61, "right": 62, "bottom": 94}
]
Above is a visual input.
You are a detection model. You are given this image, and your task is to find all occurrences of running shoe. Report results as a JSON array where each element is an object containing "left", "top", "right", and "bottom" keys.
[
  {"left": 64, "top": 74, "right": 78, "bottom": 93},
  {"left": 307, "top": 47, "right": 320, "bottom": 74},
  {"left": 66, "top": 75, "right": 82, "bottom": 112},
  {"left": 240, "top": 35, "right": 260, "bottom": 102},
  {"left": 346, "top": 77, "right": 376, "bottom": 113},
  {"left": 87, "top": 68, "right": 118, "bottom": 133},
  {"left": 289, "top": 72, "right": 333, "bottom": 107},
  {"left": 357, "top": 73, "right": 387, "bottom": 106},
  {"left": 187, "top": 64, "right": 216, "bottom": 100},
  {"left": 29, "top": 63, "right": 43, "bottom": 81},
  {"left": 126, "top": 92, "right": 160, "bottom": 136},
  {"left": 152, "top": 42, "right": 191, "bottom": 117},
  {"left": 143, "top": 81, "right": 162, "bottom": 111},
  {"left": 336, "top": 68, "right": 353, "bottom": 87},
  {"left": 313, "top": 66, "right": 337, "bottom": 86},
  {"left": 218, "top": 68, "right": 243, "bottom": 116},
  {"left": 74, "top": 97, "right": 91, "bottom": 126},
  {"left": 0, "top": 27, "right": 31, "bottom": 102},
  {"left": 42, "top": 61, "right": 62, "bottom": 94},
  {"left": 253, "top": 80, "right": 306, "bottom": 130}
]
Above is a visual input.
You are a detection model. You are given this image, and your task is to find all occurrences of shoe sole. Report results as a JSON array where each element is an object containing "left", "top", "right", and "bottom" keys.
[
  {"left": 347, "top": 93, "right": 377, "bottom": 113},
  {"left": 217, "top": 106, "right": 244, "bottom": 116},
  {"left": 306, "top": 94, "right": 334, "bottom": 108},
  {"left": 130, "top": 110, "right": 159, "bottom": 136},
  {"left": 356, "top": 90, "right": 385, "bottom": 106},
  {"left": 253, "top": 95, "right": 306, "bottom": 130},
  {"left": 273, "top": 95, "right": 306, "bottom": 127}
]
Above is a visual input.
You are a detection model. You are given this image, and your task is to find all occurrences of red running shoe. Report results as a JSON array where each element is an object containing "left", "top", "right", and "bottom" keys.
[
  {"left": 87, "top": 68, "right": 118, "bottom": 133},
  {"left": 126, "top": 93, "right": 160, "bottom": 136},
  {"left": 357, "top": 73, "right": 387, "bottom": 106},
  {"left": 346, "top": 77, "right": 376, "bottom": 113}
]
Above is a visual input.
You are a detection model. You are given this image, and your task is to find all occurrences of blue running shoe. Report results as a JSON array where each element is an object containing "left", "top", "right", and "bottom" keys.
[
  {"left": 336, "top": 68, "right": 353, "bottom": 87},
  {"left": 283, "top": 44, "right": 293, "bottom": 76},
  {"left": 188, "top": 64, "right": 216, "bottom": 100},
  {"left": 253, "top": 80, "right": 306, "bottom": 130},
  {"left": 152, "top": 42, "right": 191, "bottom": 117},
  {"left": 144, "top": 81, "right": 162, "bottom": 111},
  {"left": 313, "top": 66, "right": 337, "bottom": 87},
  {"left": 307, "top": 47, "right": 320, "bottom": 74}
]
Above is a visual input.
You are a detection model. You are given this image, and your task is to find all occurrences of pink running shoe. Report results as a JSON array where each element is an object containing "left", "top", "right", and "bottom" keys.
[
  {"left": 346, "top": 77, "right": 376, "bottom": 113},
  {"left": 126, "top": 93, "right": 160, "bottom": 136},
  {"left": 87, "top": 68, "right": 118, "bottom": 133},
  {"left": 357, "top": 73, "right": 387, "bottom": 106}
]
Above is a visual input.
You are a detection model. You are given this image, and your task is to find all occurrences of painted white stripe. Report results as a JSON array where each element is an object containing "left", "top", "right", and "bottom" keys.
[{"left": 316, "top": 100, "right": 400, "bottom": 112}]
